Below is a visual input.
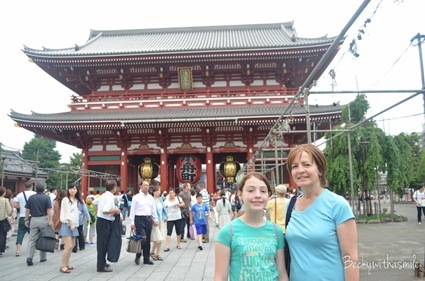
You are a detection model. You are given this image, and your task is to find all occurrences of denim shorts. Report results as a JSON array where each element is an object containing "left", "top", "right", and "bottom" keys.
[{"left": 58, "top": 223, "right": 78, "bottom": 237}]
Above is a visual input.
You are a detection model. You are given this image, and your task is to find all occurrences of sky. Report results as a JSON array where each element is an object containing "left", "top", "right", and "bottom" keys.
[{"left": 0, "top": 0, "right": 424, "bottom": 162}]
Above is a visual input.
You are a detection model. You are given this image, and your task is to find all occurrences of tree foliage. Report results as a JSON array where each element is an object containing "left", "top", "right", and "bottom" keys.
[
  {"left": 22, "top": 135, "right": 62, "bottom": 187},
  {"left": 324, "top": 94, "right": 419, "bottom": 216}
]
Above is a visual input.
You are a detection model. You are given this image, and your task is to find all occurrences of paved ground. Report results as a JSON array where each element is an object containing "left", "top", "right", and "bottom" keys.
[{"left": 0, "top": 201, "right": 424, "bottom": 280}]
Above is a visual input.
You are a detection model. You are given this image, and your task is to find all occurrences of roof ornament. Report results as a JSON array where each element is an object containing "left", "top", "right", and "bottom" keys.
[{"left": 75, "top": 44, "right": 80, "bottom": 51}]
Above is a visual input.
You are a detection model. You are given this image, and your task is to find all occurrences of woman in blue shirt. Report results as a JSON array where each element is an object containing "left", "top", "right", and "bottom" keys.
[{"left": 285, "top": 144, "right": 358, "bottom": 281}]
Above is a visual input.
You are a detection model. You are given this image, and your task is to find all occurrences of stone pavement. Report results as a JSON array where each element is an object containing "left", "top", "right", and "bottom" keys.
[{"left": 1, "top": 202, "right": 424, "bottom": 280}]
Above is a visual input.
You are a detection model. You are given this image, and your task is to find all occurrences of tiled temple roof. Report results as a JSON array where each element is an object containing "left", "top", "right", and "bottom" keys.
[{"left": 23, "top": 22, "right": 336, "bottom": 57}]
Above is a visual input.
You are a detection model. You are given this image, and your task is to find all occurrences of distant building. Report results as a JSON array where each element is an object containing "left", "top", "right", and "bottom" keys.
[
  {"left": 0, "top": 148, "right": 48, "bottom": 194},
  {"left": 11, "top": 22, "right": 344, "bottom": 196}
]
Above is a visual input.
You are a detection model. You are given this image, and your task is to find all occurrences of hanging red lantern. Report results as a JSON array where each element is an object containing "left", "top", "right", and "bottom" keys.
[
  {"left": 219, "top": 155, "right": 241, "bottom": 183},
  {"left": 176, "top": 155, "right": 201, "bottom": 183},
  {"left": 138, "top": 157, "right": 159, "bottom": 182}
]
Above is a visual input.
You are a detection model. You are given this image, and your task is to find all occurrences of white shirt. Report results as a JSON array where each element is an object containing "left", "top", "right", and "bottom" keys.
[
  {"left": 60, "top": 197, "right": 79, "bottom": 226},
  {"left": 15, "top": 190, "right": 36, "bottom": 217},
  {"left": 129, "top": 192, "right": 157, "bottom": 224},
  {"left": 94, "top": 191, "right": 116, "bottom": 221},
  {"left": 414, "top": 190, "right": 425, "bottom": 207},
  {"left": 49, "top": 193, "right": 56, "bottom": 211},
  {"left": 163, "top": 198, "right": 182, "bottom": 221}
]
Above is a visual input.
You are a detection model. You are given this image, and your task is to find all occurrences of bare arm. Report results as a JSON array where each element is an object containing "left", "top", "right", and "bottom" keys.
[
  {"left": 276, "top": 248, "right": 289, "bottom": 281},
  {"left": 337, "top": 218, "right": 359, "bottom": 281},
  {"left": 24, "top": 209, "right": 30, "bottom": 227},
  {"left": 214, "top": 242, "right": 230, "bottom": 281},
  {"left": 47, "top": 208, "right": 53, "bottom": 226}
]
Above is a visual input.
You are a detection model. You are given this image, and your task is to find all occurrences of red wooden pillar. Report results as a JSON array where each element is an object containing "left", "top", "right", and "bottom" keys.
[
  {"left": 246, "top": 145, "right": 254, "bottom": 173},
  {"left": 120, "top": 148, "right": 128, "bottom": 192},
  {"left": 160, "top": 148, "right": 168, "bottom": 191},
  {"left": 206, "top": 147, "right": 214, "bottom": 194},
  {"left": 81, "top": 148, "right": 89, "bottom": 198}
]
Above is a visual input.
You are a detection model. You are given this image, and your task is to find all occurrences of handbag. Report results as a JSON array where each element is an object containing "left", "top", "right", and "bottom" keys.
[
  {"left": 189, "top": 224, "right": 196, "bottom": 239},
  {"left": 1, "top": 218, "right": 11, "bottom": 232},
  {"left": 1, "top": 199, "right": 12, "bottom": 232},
  {"left": 36, "top": 226, "right": 56, "bottom": 253},
  {"left": 126, "top": 229, "right": 142, "bottom": 253},
  {"left": 177, "top": 196, "right": 189, "bottom": 219}
]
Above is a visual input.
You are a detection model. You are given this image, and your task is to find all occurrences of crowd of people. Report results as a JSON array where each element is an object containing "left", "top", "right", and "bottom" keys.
[{"left": 0, "top": 143, "right": 384, "bottom": 280}]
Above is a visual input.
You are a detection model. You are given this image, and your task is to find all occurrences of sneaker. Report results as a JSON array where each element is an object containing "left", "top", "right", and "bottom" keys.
[
  {"left": 198, "top": 246, "right": 203, "bottom": 251},
  {"left": 419, "top": 222, "right": 422, "bottom": 224}
]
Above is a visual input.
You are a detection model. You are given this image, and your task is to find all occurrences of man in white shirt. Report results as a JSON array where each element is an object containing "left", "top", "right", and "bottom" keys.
[
  {"left": 413, "top": 186, "right": 425, "bottom": 224},
  {"left": 95, "top": 180, "right": 121, "bottom": 272},
  {"left": 13, "top": 182, "right": 36, "bottom": 256},
  {"left": 48, "top": 188, "right": 57, "bottom": 211},
  {"left": 130, "top": 180, "right": 158, "bottom": 266}
]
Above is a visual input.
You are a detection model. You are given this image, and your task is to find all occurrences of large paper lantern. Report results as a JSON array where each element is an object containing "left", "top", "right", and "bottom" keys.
[
  {"left": 219, "top": 155, "right": 241, "bottom": 183},
  {"left": 176, "top": 155, "right": 201, "bottom": 183},
  {"left": 138, "top": 157, "right": 159, "bottom": 182}
]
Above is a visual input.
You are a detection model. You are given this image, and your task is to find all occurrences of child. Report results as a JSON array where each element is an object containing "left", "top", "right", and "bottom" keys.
[
  {"left": 190, "top": 193, "right": 211, "bottom": 250},
  {"left": 214, "top": 172, "right": 288, "bottom": 281},
  {"left": 84, "top": 197, "right": 96, "bottom": 244}
]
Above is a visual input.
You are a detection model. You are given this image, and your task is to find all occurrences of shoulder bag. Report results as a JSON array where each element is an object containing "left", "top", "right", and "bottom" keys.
[
  {"left": 126, "top": 229, "right": 142, "bottom": 253},
  {"left": 177, "top": 196, "right": 189, "bottom": 219},
  {"left": 1, "top": 200, "right": 12, "bottom": 232},
  {"left": 284, "top": 196, "right": 298, "bottom": 277}
]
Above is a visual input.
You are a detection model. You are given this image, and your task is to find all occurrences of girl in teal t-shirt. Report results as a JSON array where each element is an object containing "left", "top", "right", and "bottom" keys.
[{"left": 215, "top": 172, "right": 288, "bottom": 281}]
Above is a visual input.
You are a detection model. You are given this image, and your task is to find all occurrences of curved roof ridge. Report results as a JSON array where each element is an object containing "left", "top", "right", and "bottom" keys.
[
  {"left": 23, "top": 31, "right": 103, "bottom": 53},
  {"left": 89, "top": 22, "right": 296, "bottom": 38}
]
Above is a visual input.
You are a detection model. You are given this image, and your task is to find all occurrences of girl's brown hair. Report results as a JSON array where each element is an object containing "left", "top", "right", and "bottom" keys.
[
  {"left": 286, "top": 144, "right": 328, "bottom": 187},
  {"left": 237, "top": 172, "right": 272, "bottom": 195}
]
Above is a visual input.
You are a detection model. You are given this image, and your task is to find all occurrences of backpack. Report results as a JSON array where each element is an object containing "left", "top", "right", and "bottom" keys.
[
  {"left": 89, "top": 211, "right": 96, "bottom": 224},
  {"left": 233, "top": 195, "right": 241, "bottom": 212}
]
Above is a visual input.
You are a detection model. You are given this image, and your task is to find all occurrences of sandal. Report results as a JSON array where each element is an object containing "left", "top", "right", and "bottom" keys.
[
  {"left": 67, "top": 266, "right": 75, "bottom": 270},
  {"left": 176, "top": 245, "right": 182, "bottom": 250},
  {"left": 152, "top": 255, "right": 158, "bottom": 261},
  {"left": 155, "top": 255, "right": 164, "bottom": 261},
  {"left": 16, "top": 251, "right": 20, "bottom": 257},
  {"left": 150, "top": 253, "right": 155, "bottom": 258},
  {"left": 59, "top": 266, "right": 71, "bottom": 273},
  {"left": 164, "top": 248, "right": 170, "bottom": 252}
]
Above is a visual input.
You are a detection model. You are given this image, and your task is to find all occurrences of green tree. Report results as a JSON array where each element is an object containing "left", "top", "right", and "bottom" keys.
[
  {"left": 401, "top": 133, "right": 422, "bottom": 189},
  {"left": 22, "top": 135, "right": 61, "bottom": 187},
  {"left": 59, "top": 152, "right": 82, "bottom": 188}
]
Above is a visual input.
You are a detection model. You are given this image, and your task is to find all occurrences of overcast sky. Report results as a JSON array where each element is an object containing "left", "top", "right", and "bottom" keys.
[{"left": 0, "top": 0, "right": 424, "bottom": 162}]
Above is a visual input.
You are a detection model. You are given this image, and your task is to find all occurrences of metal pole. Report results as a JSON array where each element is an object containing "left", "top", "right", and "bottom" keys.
[
  {"left": 274, "top": 133, "right": 280, "bottom": 185},
  {"left": 347, "top": 105, "right": 356, "bottom": 216},
  {"left": 305, "top": 90, "right": 311, "bottom": 143},
  {"left": 411, "top": 34, "right": 425, "bottom": 105},
  {"left": 1, "top": 157, "right": 5, "bottom": 187},
  {"left": 34, "top": 149, "right": 39, "bottom": 184},
  {"left": 251, "top": 0, "right": 372, "bottom": 165},
  {"left": 411, "top": 33, "right": 425, "bottom": 146}
]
